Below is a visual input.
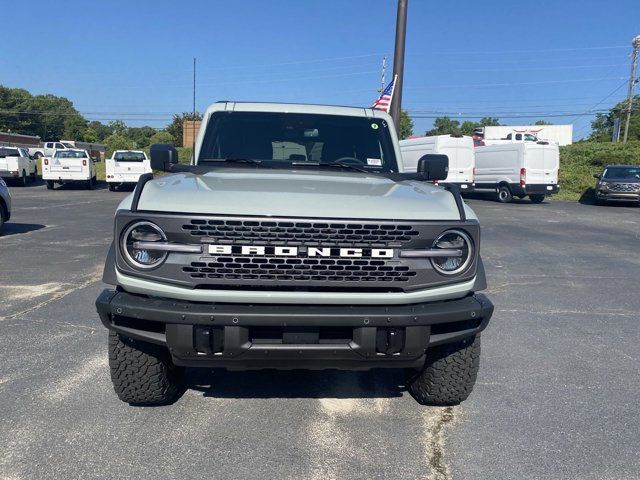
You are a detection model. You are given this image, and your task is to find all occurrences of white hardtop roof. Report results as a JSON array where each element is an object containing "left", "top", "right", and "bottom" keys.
[
  {"left": 203, "top": 101, "right": 392, "bottom": 121},
  {"left": 113, "top": 150, "right": 145, "bottom": 153}
]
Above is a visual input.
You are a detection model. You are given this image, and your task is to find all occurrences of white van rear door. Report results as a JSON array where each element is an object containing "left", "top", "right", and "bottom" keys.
[
  {"left": 524, "top": 145, "right": 546, "bottom": 184},
  {"left": 543, "top": 146, "right": 559, "bottom": 184},
  {"left": 439, "top": 145, "right": 474, "bottom": 183}
]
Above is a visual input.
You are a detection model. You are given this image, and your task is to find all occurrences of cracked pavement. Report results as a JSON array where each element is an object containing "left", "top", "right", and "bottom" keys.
[{"left": 1, "top": 184, "right": 639, "bottom": 479}]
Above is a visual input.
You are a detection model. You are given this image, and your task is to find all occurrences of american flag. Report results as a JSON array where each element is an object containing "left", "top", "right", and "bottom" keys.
[{"left": 371, "top": 75, "right": 397, "bottom": 112}]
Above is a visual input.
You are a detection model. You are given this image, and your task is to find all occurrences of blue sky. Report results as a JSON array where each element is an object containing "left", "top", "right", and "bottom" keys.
[{"left": 2, "top": 0, "right": 639, "bottom": 138}]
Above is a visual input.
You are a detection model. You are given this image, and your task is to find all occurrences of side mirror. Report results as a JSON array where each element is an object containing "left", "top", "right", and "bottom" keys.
[
  {"left": 417, "top": 154, "right": 449, "bottom": 181},
  {"left": 150, "top": 143, "right": 179, "bottom": 171}
]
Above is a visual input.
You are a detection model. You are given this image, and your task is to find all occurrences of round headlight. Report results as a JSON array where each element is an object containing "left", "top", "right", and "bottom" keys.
[
  {"left": 121, "top": 221, "right": 167, "bottom": 269},
  {"left": 430, "top": 229, "right": 473, "bottom": 275}
]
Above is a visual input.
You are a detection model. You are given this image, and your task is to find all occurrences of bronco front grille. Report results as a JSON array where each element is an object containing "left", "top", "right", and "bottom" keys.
[
  {"left": 182, "top": 219, "right": 419, "bottom": 246},
  {"left": 607, "top": 183, "right": 639, "bottom": 192},
  {"left": 183, "top": 256, "right": 417, "bottom": 283}
]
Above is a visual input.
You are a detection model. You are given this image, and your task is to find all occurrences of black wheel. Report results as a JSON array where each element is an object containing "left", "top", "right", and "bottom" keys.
[
  {"left": 0, "top": 203, "right": 5, "bottom": 232},
  {"left": 46, "top": 180, "right": 54, "bottom": 190},
  {"left": 108, "top": 331, "right": 183, "bottom": 406},
  {"left": 108, "top": 183, "right": 116, "bottom": 192},
  {"left": 497, "top": 185, "right": 512, "bottom": 203},
  {"left": 529, "top": 194, "right": 545, "bottom": 204},
  {"left": 406, "top": 335, "right": 481, "bottom": 406}
]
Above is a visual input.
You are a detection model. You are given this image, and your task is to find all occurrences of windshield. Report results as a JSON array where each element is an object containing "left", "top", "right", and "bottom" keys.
[
  {"left": 114, "top": 151, "right": 146, "bottom": 162},
  {"left": 603, "top": 167, "right": 640, "bottom": 180},
  {"left": 0, "top": 148, "right": 20, "bottom": 157},
  {"left": 55, "top": 150, "right": 87, "bottom": 158},
  {"left": 198, "top": 111, "right": 399, "bottom": 172}
]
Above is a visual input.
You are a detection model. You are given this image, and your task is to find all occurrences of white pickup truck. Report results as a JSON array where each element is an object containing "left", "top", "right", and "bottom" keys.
[
  {"left": 43, "top": 149, "right": 98, "bottom": 190},
  {"left": 0, "top": 146, "right": 38, "bottom": 186},
  {"left": 105, "top": 150, "right": 152, "bottom": 191},
  {"left": 29, "top": 141, "right": 75, "bottom": 159}
]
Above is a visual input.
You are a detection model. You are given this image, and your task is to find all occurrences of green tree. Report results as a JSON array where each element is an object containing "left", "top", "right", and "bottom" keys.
[
  {"left": 534, "top": 120, "right": 553, "bottom": 126},
  {"left": 87, "top": 120, "right": 114, "bottom": 142},
  {"left": 425, "top": 116, "right": 461, "bottom": 136},
  {"left": 398, "top": 110, "right": 414, "bottom": 139},
  {"left": 83, "top": 127, "right": 98, "bottom": 143},
  {"left": 590, "top": 95, "right": 640, "bottom": 142},
  {"left": 63, "top": 115, "right": 88, "bottom": 140},
  {"left": 104, "top": 134, "right": 131, "bottom": 156},
  {"left": 148, "top": 131, "right": 175, "bottom": 145},
  {"left": 478, "top": 117, "right": 500, "bottom": 127},
  {"left": 460, "top": 121, "right": 478, "bottom": 136},
  {"left": 108, "top": 120, "right": 127, "bottom": 137},
  {"left": 127, "top": 126, "right": 157, "bottom": 148},
  {"left": 0, "top": 85, "right": 79, "bottom": 139},
  {"left": 166, "top": 112, "right": 203, "bottom": 147}
]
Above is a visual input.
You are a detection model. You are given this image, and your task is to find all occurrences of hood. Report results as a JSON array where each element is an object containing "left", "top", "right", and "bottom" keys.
[
  {"left": 602, "top": 177, "right": 640, "bottom": 183},
  {"left": 132, "top": 168, "right": 469, "bottom": 221}
]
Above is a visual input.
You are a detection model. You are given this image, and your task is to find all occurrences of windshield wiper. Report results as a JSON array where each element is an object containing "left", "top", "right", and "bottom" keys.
[
  {"left": 199, "top": 157, "right": 268, "bottom": 166},
  {"left": 292, "top": 161, "right": 369, "bottom": 173}
]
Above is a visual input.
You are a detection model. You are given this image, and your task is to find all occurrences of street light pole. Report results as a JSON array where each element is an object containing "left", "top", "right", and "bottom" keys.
[
  {"left": 622, "top": 35, "right": 640, "bottom": 143},
  {"left": 389, "top": 0, "right": 408, "bottom": 134}
]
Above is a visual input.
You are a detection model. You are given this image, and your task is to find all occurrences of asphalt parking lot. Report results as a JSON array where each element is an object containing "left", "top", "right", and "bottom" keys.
[{"left": 1, "top": 183, "right": 639, "bottom": 480}]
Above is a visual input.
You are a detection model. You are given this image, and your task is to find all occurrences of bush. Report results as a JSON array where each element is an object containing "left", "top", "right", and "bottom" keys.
[{"left": 558, "top": 141, "right": 640, "bottom": 201}]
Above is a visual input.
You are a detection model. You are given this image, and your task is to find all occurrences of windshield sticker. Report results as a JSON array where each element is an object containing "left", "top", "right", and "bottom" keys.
[
  {"left": 371, "top": 123, "right": 379, "bottom": 130},
  {"left": 367, "top": 158, "right": 382, "bottom": 166}
]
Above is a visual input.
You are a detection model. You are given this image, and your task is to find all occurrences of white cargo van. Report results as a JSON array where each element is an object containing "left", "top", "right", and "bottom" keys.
[
  {"left": 0, "top": 146, "right": 37, "bottom": 186},
  {"left": 474, "top": 142, "right": 560, "bottom": 203},
  {"left": 43, "top": 149, "right": 97, "bottom": 190},
  {"left": 105, "top": 150, "right": 152, "bottom": 191},
  {"left": 400, "top": 135, "right": 475, "bottom": 191}
]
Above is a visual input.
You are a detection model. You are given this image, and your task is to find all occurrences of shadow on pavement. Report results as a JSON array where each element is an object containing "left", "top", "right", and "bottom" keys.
[
  {"left": 188, "top": 368, "right": 407, "bottom": 400},
  {"left": 0, "top": 223, "right": 46, "bottom": 237}
]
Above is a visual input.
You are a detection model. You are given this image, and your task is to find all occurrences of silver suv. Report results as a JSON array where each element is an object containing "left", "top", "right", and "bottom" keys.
[
  {"left": 96, "top": 102, "right": 493, "bottom": 407},
  {"left": 0, "top": 176, "right": 11, "bottom": 232},
  {"left": 594, "top": 165, "right": 640, "bottom": 205}
]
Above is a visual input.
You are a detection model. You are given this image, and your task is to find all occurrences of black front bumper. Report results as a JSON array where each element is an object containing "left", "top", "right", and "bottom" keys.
[{"left": 96, "top": 289, "right": 493, "bottom": 370}]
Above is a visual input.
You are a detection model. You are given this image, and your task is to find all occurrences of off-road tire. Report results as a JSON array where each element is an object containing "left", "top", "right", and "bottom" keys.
[
  {"left": 406, "top": 335, "right": 481, "bottom": 406},
  {"left": 497, "top": 185, "right": 512, "bottom": 203},
  {"left": 108, "top": 331, "right": 183, "bottom": 406},
  {"left": 46, "top": 180, "right": 54, "bottom": 190},
  {"left": 530, "top": 194, "right": 545, "bottom": 204}
]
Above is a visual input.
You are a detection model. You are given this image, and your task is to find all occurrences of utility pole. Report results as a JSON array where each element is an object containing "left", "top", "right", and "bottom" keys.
[
  {"left": 389, "top": 0, "right": 408, "bottom": 133},
  {"left": 622, "top": 35, "right": 640, "bottom": 143},
  {"left": 378, "top": 55, "right": 387, "bottom": 93},
  {"left": 192, "top": 57, "right": 197, "bottom": 153}
]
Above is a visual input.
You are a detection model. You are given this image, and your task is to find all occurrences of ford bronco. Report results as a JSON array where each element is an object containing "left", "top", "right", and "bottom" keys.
[{"left": 96, "top": 102, "right": 493, "bottom": 406}]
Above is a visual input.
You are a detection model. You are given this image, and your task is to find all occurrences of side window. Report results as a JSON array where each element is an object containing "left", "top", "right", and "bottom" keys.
[
  {"left": 55, "top": 143, "right": 64, "bottom": 149},
  {"left": 46, "top": 142, "right": 53, "bottom": 148},
  {"left": 515, "top": 134, "right": 522, "bottom": 140},
  {"left": 506, "top": 134, "right": 512, "bottom": 140}
]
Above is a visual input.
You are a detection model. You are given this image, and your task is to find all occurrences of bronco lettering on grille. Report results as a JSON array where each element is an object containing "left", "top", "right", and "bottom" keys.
[{"left": 207, "top": 244, "right": 394, "bottom": 258}]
